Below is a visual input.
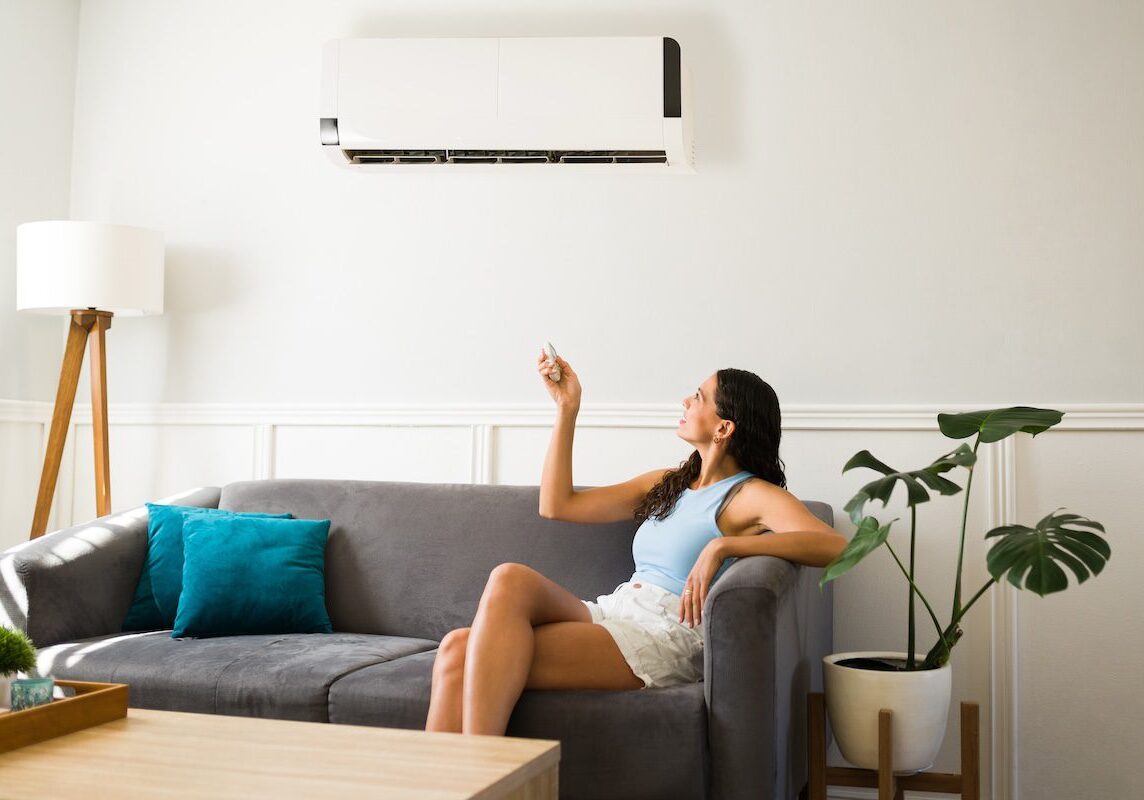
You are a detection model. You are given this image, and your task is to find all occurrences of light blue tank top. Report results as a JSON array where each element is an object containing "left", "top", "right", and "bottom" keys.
[{"left": 629, "top": 470, "right": 755, "bottom": 596}]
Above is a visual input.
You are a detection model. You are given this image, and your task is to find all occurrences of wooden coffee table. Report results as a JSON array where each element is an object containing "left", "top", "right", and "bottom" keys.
[{"left": 0, "top": 708, "right": 559, "bottom": 799}]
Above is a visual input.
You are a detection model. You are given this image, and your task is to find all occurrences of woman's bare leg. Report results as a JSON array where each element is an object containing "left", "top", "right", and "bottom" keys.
[
  {"left": 425, "top": 627, "right": 470, "bottom": 732},
  {"left": 427, "top": 617, "right": 644, "bottom": 733},
  {"left": 462, "top": 563, "right": 594, "bottom": 735}
]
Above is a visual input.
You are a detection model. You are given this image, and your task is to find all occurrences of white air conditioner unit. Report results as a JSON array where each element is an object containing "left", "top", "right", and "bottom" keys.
[{"left": 319, "top": 36, "right": 694, "bottom": 172}]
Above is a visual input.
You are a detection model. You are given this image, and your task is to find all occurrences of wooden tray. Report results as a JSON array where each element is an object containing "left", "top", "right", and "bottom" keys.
[{"left": 0, "top": 680, "right": 128, "bottom": 754}]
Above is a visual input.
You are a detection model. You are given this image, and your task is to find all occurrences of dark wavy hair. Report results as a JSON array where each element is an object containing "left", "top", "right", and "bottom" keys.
[{"left": 633, "top": 369, "right": 786, "bottom": 521}]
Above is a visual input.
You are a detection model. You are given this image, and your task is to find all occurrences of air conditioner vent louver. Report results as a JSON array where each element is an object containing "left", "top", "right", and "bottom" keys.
[
  {"left": 344, "top": 149, "right": 668, "bottom": 165},
  {"left": 349, "top": 150, "right": 446, "bottom": 164}
]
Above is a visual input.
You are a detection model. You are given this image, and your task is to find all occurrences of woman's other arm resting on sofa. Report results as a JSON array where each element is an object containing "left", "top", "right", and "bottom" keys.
[
  {"left": 715, "top": 482, "right": 847, "bottom": 568},
  {"left": 716, "top": 530, "right": 846, "bottom": 569}
]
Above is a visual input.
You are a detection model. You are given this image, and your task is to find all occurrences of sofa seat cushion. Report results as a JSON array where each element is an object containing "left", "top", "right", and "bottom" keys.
[
  {"left": 328, "top": 650, "right": 709, "bottom": 800},
  {"left": 39, "top": 632, "right": 438, "bottom": 722}
]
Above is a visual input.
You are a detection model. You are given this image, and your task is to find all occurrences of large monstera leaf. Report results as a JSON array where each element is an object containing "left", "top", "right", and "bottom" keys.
[
  {"left": 819, "top": 515, "right": 896, "bottom": 587},
  {"left": 842, "top": 444, "right": 976, "bottom": 526},
  {"left": 938, "top": 406, "right": 1063, "bottom": 443},
  {"left": 984, "top": 509, "right": 1110, "bottom": 596}
]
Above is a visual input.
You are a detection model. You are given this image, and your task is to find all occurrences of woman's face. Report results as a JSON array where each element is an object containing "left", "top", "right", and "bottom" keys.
[{"left": 677, "top": 373, "right": 721, "bottom": 443}]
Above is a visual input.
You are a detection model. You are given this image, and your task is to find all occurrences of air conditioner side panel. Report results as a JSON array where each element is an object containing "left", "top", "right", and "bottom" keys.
[{"left": 664, "top": 63, "right": 696, "bottom": 172}]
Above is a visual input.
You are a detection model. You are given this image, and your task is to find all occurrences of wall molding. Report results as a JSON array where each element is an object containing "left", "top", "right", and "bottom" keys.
[
  {"left": 5, "top": 399, "right": 1144, "bottom": 429},
  {"left": 0, "top": 399, "right": 53, "bottom": 424},
  {"left": 988, "top": 436, "right": 1020, "bottom": 800}
]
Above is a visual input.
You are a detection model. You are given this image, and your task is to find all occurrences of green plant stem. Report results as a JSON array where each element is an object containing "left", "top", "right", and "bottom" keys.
[
  {"left": 922, "top": 626, "right": 961, "bottom": 669},
  {"left": 921, "top": 578, "right": 1001, "bottom": 669},
  {"left": 952, "top": 438, "right": 981, "bottom": 620},
  {"left": 907, "top": 504, "right": 917, "bottom": 670},
  {"left": 883, "top": 541, "right": 945, "bottom": 642},
  {"left": 950, "top": 577, "right": 998, "bottom": 628}
]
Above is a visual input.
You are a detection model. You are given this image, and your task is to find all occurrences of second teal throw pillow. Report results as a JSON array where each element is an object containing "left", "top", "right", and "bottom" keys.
[
  {"left": 172, "top": 514, "right": 334, "bottom": 639},
  {"left": 122, "top": 504, "right": 292, "bottom": 632}
]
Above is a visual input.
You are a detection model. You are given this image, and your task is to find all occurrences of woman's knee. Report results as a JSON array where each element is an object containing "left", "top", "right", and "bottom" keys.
[
  {"left": 483, "top": 562, "right": 534, "bottom": 598},
  {"left": 434, "top": 627, "right": 471, "bottom": 674}
]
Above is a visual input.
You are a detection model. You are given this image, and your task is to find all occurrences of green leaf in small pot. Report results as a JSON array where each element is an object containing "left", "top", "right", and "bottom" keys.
[
  {"left": 819, "top": 515, "right": 898, "bottom": 588},
  {"left": 937, "top": 406, "right": 1064, "bottom": 443},
  {"left": 984, "top": 508, "right": 1110, "bottom": 596}
]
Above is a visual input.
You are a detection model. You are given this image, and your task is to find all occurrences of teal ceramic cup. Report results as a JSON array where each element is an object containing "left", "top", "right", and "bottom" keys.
[{"left": 11, "top": 677, "right": 54, "bottom": 711}]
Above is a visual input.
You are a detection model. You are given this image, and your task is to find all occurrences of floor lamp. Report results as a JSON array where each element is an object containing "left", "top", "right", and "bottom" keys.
[{"left": 17, "top": 221, "right": 164, "bottom": 539}]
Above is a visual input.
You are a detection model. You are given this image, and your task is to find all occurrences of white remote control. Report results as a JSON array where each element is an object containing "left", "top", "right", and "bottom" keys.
[{"left": 544, "top": 341, "right": 562, "bottom": 382}]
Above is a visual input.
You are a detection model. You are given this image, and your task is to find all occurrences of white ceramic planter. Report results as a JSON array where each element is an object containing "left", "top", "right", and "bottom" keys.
[
  {"left": 823, "top": 651, "right": 951, "bottom": 774},
  {"left": 0, "top": 674, "right": 12, "bottom": 711}
]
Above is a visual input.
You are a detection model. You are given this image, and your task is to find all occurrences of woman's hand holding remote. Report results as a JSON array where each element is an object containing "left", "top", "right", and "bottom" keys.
[{"left": 537, "top": 348, "right": 581, "bottom": 412}]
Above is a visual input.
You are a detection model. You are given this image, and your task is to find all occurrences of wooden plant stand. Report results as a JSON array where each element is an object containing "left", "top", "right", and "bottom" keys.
[{"left": 799, "top": 691, "right": 979, "bottom": 800}]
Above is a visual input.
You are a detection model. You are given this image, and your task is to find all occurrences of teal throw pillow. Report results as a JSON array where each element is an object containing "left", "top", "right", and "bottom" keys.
[
  {"left": 122, "top": 504, "right": 292, "bottom": 632},
  {"left": 172, "top": 514, "right": 334, "bottom": 639}
]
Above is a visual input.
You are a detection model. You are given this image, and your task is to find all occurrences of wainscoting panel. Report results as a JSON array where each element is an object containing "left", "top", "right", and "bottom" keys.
[
  {"left": 0, "top": 417, "right": 46, "bottom": 552},
  {"left": 70, "top": 423, "right": 256, "bottom": 524},
  {"left": 492, "top": 422, "right": 695, "bottom": 486},
  {"left": 273, "top": 424, "right": 473, "bottom": 484},
  {"left": 1013, "top": 430, "right": 1142, "bottom": 800}
]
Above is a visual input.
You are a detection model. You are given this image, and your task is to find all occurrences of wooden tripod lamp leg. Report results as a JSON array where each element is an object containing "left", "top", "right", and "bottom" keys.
[
  {"left": 30, "top": 312, "right": 94, "bottom": 538},
  {"left": 89, "top": 313, "right": 113, "bottom": 517}
]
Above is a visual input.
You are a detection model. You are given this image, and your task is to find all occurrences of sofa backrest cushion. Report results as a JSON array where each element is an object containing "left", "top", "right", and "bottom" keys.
[
  {"left": 217, "top": 478, "right": 833, "bottom": 641},
  {"left": 217, "top": 479, "right": 637, "bottom": 639}
]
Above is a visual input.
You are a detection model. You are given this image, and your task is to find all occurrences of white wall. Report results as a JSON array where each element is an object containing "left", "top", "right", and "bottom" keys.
[
  {"left": 0, "top": 0, "right": 80, "bottom": 549},
  {"left": 2, "top": 1, "right": 1142, "bottom": 797},
  {"left": 64, "top": 0, "right": 1144, "bottom": 406},
  {"left": 0, "top": 0, "right": 80, "bottom": 401}
]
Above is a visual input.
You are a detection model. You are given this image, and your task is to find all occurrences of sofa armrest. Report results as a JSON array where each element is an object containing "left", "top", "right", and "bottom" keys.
[
  {"left": 702, "top": 552, "right": 834, "bottom": 800},
  {"left": 0, "top": 487, "right": 221, "bottom": 647}
]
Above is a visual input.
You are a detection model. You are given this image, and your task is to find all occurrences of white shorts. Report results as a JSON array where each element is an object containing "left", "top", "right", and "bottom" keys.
[{"left": 581, "top": 580, "right": 704, "bottom": 690}]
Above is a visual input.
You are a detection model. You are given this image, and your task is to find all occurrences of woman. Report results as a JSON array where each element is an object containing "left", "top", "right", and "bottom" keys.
[{"left": 424, "top": 350, "right": 846, "bottom": 736}]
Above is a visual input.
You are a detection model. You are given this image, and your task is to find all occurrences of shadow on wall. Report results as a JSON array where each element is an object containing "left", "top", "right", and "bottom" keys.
[
  {"left": 157, "top": 243, "right": 244, "bottom": 402},
  {"left": 342, "top": 10, "right": 744, "bottom": 163}
]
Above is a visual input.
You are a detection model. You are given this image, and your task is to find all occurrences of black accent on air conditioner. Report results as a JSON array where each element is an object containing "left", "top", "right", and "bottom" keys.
[
  {"left": 319, "top": 118, "right": 340, "bottom": 146},
  {"left": 340, "top": 149, "right": 668, "bottom": 165},
  {"left": 663, "top": 38, "right": 681, "bottom": 119}
]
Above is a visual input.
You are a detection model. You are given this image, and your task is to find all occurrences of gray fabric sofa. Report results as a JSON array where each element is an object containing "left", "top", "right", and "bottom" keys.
[{"left": 0, "top": 478, "right": 835, "bottom": 800}]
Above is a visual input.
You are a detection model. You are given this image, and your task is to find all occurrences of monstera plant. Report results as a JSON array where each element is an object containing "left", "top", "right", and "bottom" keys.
[
  {"left": 817, "top": 406, "right": 1112, "bottom": 774},
  {"left": 823, "top": 406, "right": 1112, "bottom": 670}
]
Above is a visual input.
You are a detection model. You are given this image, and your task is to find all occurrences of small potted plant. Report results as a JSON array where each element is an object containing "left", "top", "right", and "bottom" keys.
[
  {"left": 1, "top": 626, "right": 39, "bottom": 712},
  {"left": 819, "top": 407, "right": 1111, "bottom": 773}
]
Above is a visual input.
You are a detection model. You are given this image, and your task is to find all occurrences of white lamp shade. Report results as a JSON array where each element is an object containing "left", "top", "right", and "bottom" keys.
[{"left": 16, "top": 221, "right": 165, "bottom": 316}]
